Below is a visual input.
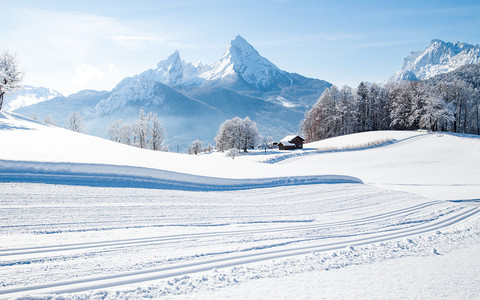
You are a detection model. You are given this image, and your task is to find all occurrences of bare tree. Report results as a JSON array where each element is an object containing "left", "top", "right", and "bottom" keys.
[
  {"left": 0, "top": 51, "right": 23, "bottom": 110},
  {"left": 66, "top": 112, "right": 85, "bottom": 132}
]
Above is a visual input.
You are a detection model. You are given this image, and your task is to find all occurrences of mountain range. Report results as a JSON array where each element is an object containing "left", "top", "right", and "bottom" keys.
[
  {"left": 389, "top": 39, "right": 480, "bottom": 82},
  {"left": 11, "top": 37, "right": 480, "bottom": 150},
  {"left": 15, "top": 35, "right": 331, "bottom": 150}
]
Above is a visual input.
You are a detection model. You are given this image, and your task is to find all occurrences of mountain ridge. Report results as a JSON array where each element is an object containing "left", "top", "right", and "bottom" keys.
[
  {"left": 14, "top": 35, "right": 323, "bottom": 150},
  {"left": 389, "top": 39, "right": 480, "bottom": 82}
]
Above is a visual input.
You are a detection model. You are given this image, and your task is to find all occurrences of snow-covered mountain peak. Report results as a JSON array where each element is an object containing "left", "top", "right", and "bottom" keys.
[
  {"left": 390, "top": 39, "right": 480, "bottom": 82},
  {"left": 157, "top": 50, "right": 181, "bottom": 69},
  {"left": 152, "top": 50, "right": 191, "bottom": 85},
  {"left": 199, "top": 35, "right": 290, "bottom": 90}
]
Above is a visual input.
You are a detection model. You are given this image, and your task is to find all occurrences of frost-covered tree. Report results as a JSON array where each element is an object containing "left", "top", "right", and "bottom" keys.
[
  {"left": 357, "top": 82, "right": 371, "bottom": 131},
  {"left": 215, "top": 117, "right": 260, "bottom": 152},
  {"left": 108, "top": 119, "right": 124, "bottom": 143},
  {"left": 0, "top": 51, "right": 23, "bottom": 110},
  {"left": 109, "top": 110, "right": 166, "bottom": 150},
  {"left": 389, "top": 82, "right": 414, "bottom": 130},
  {"left": 149, "top": 112, "right": 166, "bottom": 151},
  {"left": 133, "top": 109, "right": 150, "bottom": 149},
  {"left": 302, "top": 65, "right": 480, "bottom": 141},
  {"left": 119, "top": 123, "right": 132, "bottom": 145},
  {"left": 204, "top": 143, "right": 213, "bottom": 153},
  {"left": 66, "top": 112, "right": 85, "bottom": 132},
  {"left": 226, "top": 148, "right": 239, "bottom": 159},
  {"left": 188, "top": 139, "right": 203, "bottom": 155},
  {"left": 419, "top": 91, "right": 454, "bottom": 131},
  {"left": 44, "top": 115, "right": 57, "bottom": 126}
]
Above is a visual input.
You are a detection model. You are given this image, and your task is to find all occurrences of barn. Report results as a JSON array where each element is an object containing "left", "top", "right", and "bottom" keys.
[{"left": 277, "top": 135, "right": 305, "bottom": 150}]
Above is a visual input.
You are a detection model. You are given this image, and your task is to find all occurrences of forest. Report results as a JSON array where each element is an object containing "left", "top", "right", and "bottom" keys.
[{"left": 302, "top": 64, "right": 480, "bottom": 142}]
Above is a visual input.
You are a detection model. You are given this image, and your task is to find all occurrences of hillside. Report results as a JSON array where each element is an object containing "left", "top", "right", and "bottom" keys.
[
  {"left": 1, "top": 111, "right": 479, "bottom": 199},
  {"left": 1, "top": 111, "right": 479, "bottom": 298}
]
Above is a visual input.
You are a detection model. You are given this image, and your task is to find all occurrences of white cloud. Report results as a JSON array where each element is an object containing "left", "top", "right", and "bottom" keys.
[{"left": 73, "top": 64, "right": 105, "bottom": 86}]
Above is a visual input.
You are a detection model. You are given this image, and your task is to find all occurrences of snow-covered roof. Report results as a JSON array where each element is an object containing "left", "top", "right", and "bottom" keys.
[{"left": 279, "top": 135, "right": 303, "bottom": 145}]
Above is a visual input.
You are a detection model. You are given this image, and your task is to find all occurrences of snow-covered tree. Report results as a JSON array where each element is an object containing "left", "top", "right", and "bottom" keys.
[
  {"left": 226, "top": 148, "right": 239, "bottom": 159},
  {"left": 149, "top": 112, "right": 166, "bottom": 151},
  {"left": 66, "top": 112, "right": 85, "bottom": 132},
  {"left": 302, "top": 64, "right": 479, "bottom": 139},
  {"left": 188, "top": 139, "right": 203, "bottom": 155},
  {"left": 133, "top": 109, "right": 150, "bottom": 149},
  {"left": 119, "top": 123, "right": 132, "bottom": 145},
  {"left": 419, "top": 91, "right": 454, "bottom": 131},
  {"left": 44, "top": 115, "right": 57, "bottom": 126},
  {"left": 109, "top": 110, "right": 166, "bottom": 150},
  {"left": 302, "top": 86, "right": 342, "bottom": 142},
  {"left": 0, "top": 51, "right": 23, "bottom": 110},
  {"left": 389, "top": 82, "right": 414, "bottom": 130},
  {"left": 215, "top": 117, "right": 260, "bottom": 152},
  {"left": 108, "top": 119, "right": 124, "bottom": 143},
  {"left": 204, "top": 143, "right": 214, "bottom": 153},
  {"left": 357, "top": 82, "right": 371, "bottom": 131}
]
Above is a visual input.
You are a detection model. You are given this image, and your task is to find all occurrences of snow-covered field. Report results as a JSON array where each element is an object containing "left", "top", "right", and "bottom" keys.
[{"left": 0, "top": 111, "right": 479, "bottom": 299}]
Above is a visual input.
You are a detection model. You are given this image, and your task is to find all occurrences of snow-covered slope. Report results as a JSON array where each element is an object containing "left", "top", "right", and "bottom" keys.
[
  {"left": 2, "top": 85, "right": 62, "bottom": 111},
  {"left": 1, "top": 111, "right": 479, "bottom": 299},
  {"left": 1, "top": 111, "right": 479, "bottom": 200},
  {"left": 389, "top": 39, "right": 480, "bottom": 81}
]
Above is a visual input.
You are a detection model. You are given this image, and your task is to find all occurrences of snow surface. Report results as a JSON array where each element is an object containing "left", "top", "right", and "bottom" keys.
[{"left": 0, "top": 111, "right": 479, "bottom": 299}]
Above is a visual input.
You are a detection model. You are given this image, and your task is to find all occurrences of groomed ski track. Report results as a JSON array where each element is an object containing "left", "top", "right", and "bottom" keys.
[{"left": 1, "top": 204, "right": 477, "bottom": 298}]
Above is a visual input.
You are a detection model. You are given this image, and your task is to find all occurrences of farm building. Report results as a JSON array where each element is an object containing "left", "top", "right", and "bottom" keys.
[{"left": 277, "top": 135, "right": 305, "bottom": 150}]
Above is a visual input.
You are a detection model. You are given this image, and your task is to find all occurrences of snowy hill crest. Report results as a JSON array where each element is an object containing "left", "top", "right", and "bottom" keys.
[{"left": 390, "top": 39, "right": 480, "bottom": 82}]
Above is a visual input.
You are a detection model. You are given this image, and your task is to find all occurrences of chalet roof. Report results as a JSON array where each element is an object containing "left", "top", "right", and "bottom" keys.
[{"left": 279, "top": 135, "right": 304, "bottom": 145}]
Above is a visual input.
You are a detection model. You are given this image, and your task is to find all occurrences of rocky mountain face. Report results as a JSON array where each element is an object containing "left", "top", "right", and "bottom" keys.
[{"left": 389, "top": 39, "right": 480, "bottom": 82}]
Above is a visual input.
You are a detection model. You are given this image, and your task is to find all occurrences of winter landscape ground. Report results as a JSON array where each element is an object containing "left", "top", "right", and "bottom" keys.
[{"left": 1, "top": 111, "right": 479, "bottom": 299}]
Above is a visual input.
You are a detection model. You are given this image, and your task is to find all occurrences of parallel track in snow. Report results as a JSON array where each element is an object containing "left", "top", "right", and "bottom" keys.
[
  {"left": 0, "top": 200, "right": 442, "bottom": 257},
  {"left": 1, "top": 205, "right": 477, "bottom": 299}
]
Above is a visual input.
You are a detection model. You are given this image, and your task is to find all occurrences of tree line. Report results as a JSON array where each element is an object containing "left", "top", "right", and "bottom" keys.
[
  {"left": 302, "top": 65, "right": 480, "bottom": 142},
  {"left": 108, "top": 109, "right": 167, "bottom": 151}
]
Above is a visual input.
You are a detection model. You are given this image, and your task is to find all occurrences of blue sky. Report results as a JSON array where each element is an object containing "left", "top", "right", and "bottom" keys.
[{"left": 1, "top": 0, "right": 480, "bottom": 95}]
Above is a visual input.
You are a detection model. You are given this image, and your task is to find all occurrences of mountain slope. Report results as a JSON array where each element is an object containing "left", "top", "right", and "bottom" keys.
[
  {"left": 390, "top": 39, "right": 480, "bottom": 82},
  {"left": 14, "top": 89, "right": 111, "bottom": 126},
  {"left": 182, "top": 86, "right": 305, "bottom": 139}
]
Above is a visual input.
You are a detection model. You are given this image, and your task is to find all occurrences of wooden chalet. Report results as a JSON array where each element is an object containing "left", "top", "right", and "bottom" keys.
[{"left": 277, "top": 135, "right": 305, "bottom": 150}]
